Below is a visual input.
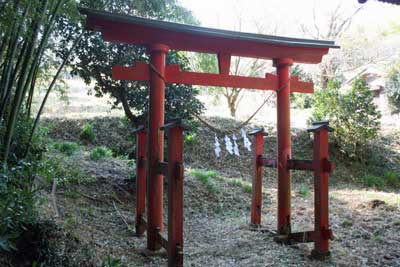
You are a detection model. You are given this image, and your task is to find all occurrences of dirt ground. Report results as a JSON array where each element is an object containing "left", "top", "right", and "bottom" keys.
[
  {"left": 38, "top": 85, "right": 400, "bottom": 266},
  {"left": 42, "top": 145, "right": 400, "bottom": 267}
]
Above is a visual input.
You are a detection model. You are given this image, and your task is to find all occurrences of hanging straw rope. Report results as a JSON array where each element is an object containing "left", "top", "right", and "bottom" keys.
[
  {"left": 193, "top": 77, "right": 292, "bottom": 134},
  {"left": 148, "top": 63, "right": 292, "bottom": 134}
]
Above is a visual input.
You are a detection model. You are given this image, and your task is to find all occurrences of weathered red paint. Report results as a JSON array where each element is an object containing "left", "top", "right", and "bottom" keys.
[
  {"left": 274, "top": 58, "right": 293, "bottom": 235},
  {"left": 250, "top": 132, "right": 264, "bottom": 226},
  {"left": 85, "top": 18, "right": 331, "bottom": 64},
  {"left": 312, "top": 128, "right": 331, "bottom": 257},
  {"left": 167, "top": 126, "right": 184, "bottom": 267},
  {"left": 112, "top": 63, "right": 314, "bottom": 93},
  {"left": 287, "top": 159, "right": 314, "bottom": 171},
  {"left": 135, "top": 127, "right": 147, "bottom": 236},
  {"left": 147, "top": 43, "right": 169, "bottom": 251},
  {"left": 217, "top": 53, "right": 231, "bottom": 75}
]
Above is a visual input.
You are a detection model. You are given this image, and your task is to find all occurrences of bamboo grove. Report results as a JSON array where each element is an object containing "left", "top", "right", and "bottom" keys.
[{"left": 0, "top": 0, "right": 82, "bottom": 168}]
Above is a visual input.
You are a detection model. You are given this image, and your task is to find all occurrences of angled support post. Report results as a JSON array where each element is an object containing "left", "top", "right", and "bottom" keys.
[
  {"left": 161, "top": 118, "right": 187, "bottom": 267},
  {"left": 147, "top": 43, "right": 169, "bottom": 251},
  {"left": 249, "top": 128, "right": 267, "bottom": 226},
  {"left": 274, "top": 58, "right": 293, "bottom": 235},
  {"left": 134, "top": 125, "right": 147, "bottom": 236},
  {"left": 308, "top": 121, "right": 334, "bottom": 260}
]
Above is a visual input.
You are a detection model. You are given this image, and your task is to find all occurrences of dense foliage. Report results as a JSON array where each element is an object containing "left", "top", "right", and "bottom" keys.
[
  {"left": 56, "top": 0, "right": 204, "bottom": 126},
  {"left": 0, "top": 0, "right": 80, "bottom": 165},
  {"left": 386, "top": 67, "right": 400, "bottom": 115},
  {"left": 311, "top": 77, "right": 381, "bottom": 159}
]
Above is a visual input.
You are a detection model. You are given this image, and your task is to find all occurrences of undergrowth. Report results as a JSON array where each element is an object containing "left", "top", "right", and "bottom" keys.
[
  {"left": 190, "top": 169, "right": 220, "bottom": 194},
  {"left": 90, "top": 146, "right": 113, "bottom": 161},
  {"left": 79, "top": 123, "right": 96, "bottom": 143},
  {"left": 53, "top": 141, "right": 79, "bottom": 156}
]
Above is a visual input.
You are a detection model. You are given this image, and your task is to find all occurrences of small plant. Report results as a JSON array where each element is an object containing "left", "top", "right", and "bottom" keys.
[
  {"left": 184, "top": 132, "right": 198, "bottom": 145},
  {"left": 190, "top": 169, "right": 218, "bottom": 183},
  {"left": 102, "top": 255, "right": 123, "bottom": 267},
  {"left": 229, "top": 178, "right": 243, "bottom": 187},
  {"left": 190, "top": 169, "right": 219, "bottom": 194},
  {"left": 341, "top": 219, "right": 353, "bottom": 227},
  {"left": 79, "top": 122, "right": 96, "bottom": 142},
  {"left": 228, "top": 178, "right": 253, "bottom": 193},
  {"left": 384, "top": 171, "right": 399, "bottom": 187},
  {"left": 90, "top": 146, "right": 113, "bottom": 160},
  {"left": 363, "top": 175, "right": 385, "bottom": 189},
  {"left": 53, "top": 141, "right": 79, "bottom": 156},
  {"left": 298, "top": 184, "right": 310, "bottom": 197},
  {"left": 372, "top": 233, "right": 383, "bottom": 243},
  {"left": 243, "top": 183, "right": 253, "bottom": 193}
]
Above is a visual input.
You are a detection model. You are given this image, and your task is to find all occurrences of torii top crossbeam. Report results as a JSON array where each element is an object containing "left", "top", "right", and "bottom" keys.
[
  {"left": 81, "top": 8, "right": 338, "bottom": 64},
  {"left": 81, "top": 8, "right": 338, "bottom": 93}
]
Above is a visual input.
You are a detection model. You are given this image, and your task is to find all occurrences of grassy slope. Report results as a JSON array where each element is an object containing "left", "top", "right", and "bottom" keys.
[{"left": 36, "top": 116, "right": 400, "bottom": 266}]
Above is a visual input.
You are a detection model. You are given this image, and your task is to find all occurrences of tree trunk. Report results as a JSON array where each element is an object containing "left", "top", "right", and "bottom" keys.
[{"left": 118, "top": 87, "right": 140, "bottom": 126}]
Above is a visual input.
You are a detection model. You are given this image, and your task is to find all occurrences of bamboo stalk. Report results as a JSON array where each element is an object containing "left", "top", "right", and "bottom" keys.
[{"left": 25, "top": 31, "right": 84, "bottom": 157}]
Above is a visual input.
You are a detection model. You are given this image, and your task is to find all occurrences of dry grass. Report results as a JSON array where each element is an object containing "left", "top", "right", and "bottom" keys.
[{"left": 36, "top": 78, "right": 400, "bottom": 266}]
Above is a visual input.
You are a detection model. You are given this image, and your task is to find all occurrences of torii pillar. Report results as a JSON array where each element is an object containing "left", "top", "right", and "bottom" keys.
[
  {"left": 147, "top": 43, "right": 169, "bottom": 250},
  {"left": 274, "top": 58, "right": 293, "bottom": 235}
]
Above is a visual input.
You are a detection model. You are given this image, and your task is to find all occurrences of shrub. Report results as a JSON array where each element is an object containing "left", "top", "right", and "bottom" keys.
[
  {"left": 293, "top": 94, "right": 313, "bottom": 109},
  {"left": 190, "top": 169, "right": 218, "bottom": 182},
  {"left": 298, "top": 184, "right": 310, "bottom": 197},
  {"left": 384, "top": 171, "right": 399, "bottom": 187},
  {"left": 79, "top": 123, "right": 95, "bottom": 142},
  {"left": 0, "top": 116, "right": 48, "bottom": 164},
  {"left": 184, "top": 132, "right": 198, "bottom": 145},
  {"left": 0, "top": 162, "right": 39, "bottom": 253},
  {"left": 37, "top": 155, "right": 89, "bottom": 187},
  {"left": 311, "top": 77, "right": 381, "bottom": 159},
  {"left": 190, "top": 169, "right": 219, "bottom": 194},
  {"left": 386, "top": 68, "right": 400, "bottom": 114},
  {"left": 90, "top": 146, "right": 113, "bottom": 161},
  {"left": 53, "top": 142, "right": 79, "bottom": 156},
  {"left": 363, "top": 174, "right": 385, "bottom": 189},
  {"left": 102, "top": 256, "right": 123, "bottom": 267}
]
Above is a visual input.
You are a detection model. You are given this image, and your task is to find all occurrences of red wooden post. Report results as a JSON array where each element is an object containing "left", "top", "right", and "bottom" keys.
[
  {"left": 164, "top": 122, "right": 185, "bottom": 267},
  {"left": 134, "top": 126, "right": 147, "bottom": 236},
  {"left": 147, "top": 43, "right": 169, "bottom": 250},
  {"left": 309, "top": 121, "right": 333, "bottom": 259},
  {"left": 249, "top": 128, "right": 266, "bottom": 226},
  {"left": 274, "top": 58, "right": 293, "bottom": 235}
]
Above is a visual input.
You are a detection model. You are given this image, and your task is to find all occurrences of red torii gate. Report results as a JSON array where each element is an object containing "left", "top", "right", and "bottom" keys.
[{"left": 81, "top": 8, "right": 338, "bottom": 266}]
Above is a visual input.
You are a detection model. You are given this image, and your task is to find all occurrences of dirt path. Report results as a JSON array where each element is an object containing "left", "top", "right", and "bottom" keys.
[{"left": 45, "top": 149, "right": 400, "bottom": 267}]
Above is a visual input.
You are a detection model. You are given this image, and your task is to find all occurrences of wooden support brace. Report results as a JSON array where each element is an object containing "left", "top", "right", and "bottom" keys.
[
  {"left": 161, "top": 118, "right": 186, "bottom": 267},
  {"left": 157, "top": 161, "right": 168, "bottom": 176},
  {"left": 134, "top": 125, "right": 147, "bottom": 236},
  {"left": 156, "top": 229, "right": 169, "bottom": 249},
  {"left": 286, "top": 229, "right": 333, "bottom": 244},
  {"left": 217, "top": 53, "right": 231, "bottom": 75},
  {"left": 249, "top": 128, "right": 267, "bottom": 226},
  {"left": 258, "top": 157, "right": 277, "bottom": 168},
  {"left": 287, "top": 159, "right": 313, "bottom": 171},
  {"left": 308, "top": 121, "right": 334, "bottom": 260},
  {"left": 112, "top": 62, "right": 314, "bottom": 93}
]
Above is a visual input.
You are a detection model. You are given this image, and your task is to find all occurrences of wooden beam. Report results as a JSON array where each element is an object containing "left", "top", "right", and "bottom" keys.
[
  {"left": 217, "top": 53, "right": 231, "bottom": 75},
  {"left": 112, "top": 62, "right": 314, "bottom": 93}
]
